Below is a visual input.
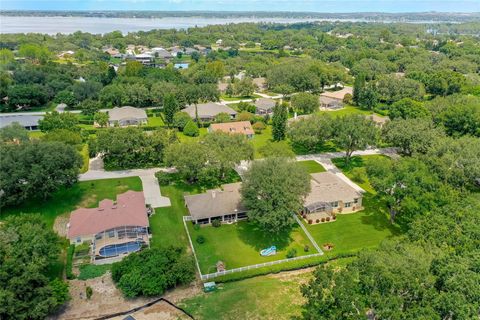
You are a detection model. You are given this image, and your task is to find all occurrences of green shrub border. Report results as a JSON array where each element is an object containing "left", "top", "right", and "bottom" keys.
[{"left": 66, "top": 244, "right": 75, "bottom": 280}]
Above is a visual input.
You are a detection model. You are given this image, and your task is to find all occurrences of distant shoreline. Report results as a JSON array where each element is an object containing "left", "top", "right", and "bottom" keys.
[{"left": 1, "top": 10, "right": 479, "bottom": 22}]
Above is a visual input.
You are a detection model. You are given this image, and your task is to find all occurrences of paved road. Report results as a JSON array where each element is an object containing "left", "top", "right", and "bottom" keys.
[
  {"left": 79, "top": 167, "right": 172, "bottom": 208},
  {"left": 296, "top": 148, "right": 397, "bottom": 192}
]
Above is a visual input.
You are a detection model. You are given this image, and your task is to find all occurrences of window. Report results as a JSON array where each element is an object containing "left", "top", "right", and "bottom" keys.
[
  {"left": 331, "top": 201, "right": 339, "bottom": 208},
  {"left": 76, "top": 237, "right": 81, "bottom": 243},
  {"left": 354, "top": 198, "right": 359, "bottom": 204},
  {"left": 108, "top": 230, "right": 115, "bottom": 238},
  {"left": 345, "top": 202, "right": 351, "bottom": 208}
]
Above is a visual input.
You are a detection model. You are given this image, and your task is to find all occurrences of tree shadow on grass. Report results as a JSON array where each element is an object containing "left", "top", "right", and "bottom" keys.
[
  {"left": 359, "top": 194, "right": 404, "bottom": 236},
  {"left": 236, "top": 221, "right": 294, "bottom": 252}
]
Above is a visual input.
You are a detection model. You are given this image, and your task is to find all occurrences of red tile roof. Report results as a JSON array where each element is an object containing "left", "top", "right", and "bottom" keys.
[{"left": 67, "top": 191, "right": 149, "bottom": 239}]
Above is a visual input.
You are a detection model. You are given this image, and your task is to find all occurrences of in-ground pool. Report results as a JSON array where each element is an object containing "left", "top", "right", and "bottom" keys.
[{"left": 98, "top": 241, "right": 142, "bottom": 257}]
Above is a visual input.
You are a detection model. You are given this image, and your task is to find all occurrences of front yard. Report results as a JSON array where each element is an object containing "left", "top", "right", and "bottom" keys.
[
  {"left": 297, "top": 160, "right": 326, "bottom": 173},
  {"left": 187, "top": 221, "right": 316, "bottom": 274}
]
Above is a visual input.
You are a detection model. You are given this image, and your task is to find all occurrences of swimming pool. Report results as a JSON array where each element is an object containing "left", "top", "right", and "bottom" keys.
[{"left": 98, "top": 241, "right": 142, "bottom": 257}]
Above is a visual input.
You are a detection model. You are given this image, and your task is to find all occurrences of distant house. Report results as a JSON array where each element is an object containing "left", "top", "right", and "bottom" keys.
[
  {"left": 209, "top": 121, "right": 254, "bottom": 138},
  {"left": 319, "top": 86, "right": 353, "bottom": 110},
  {"left": 108, "top": 106, "right": 148, "bottom": 127},
  {"left": 0, "top": 115, "right": 43, "bottom": 131},
  {"left": 184, "top": 183, "right": 247, "bottom": 225},
  {"left": 183, "top": 103, "right": 237, "bottom": 122},
  {"left": 151, "top": 48, "right": 173, "bottom": 60},
  {"left": 254, "top": 98, "right": 276, "bottom": 115},
  {"left": 216, "top": 39, "right": 223, "bottom": 46},
  {"left": 104, "top": 47, "right": 120, "bottom": 56},
  {"left": 131, "top": 53, "right": 154, "bottom": 66},
  {"left": 67, "top": 191, "right": 150, "bottom": 262},
  {"left": 302, "top": 172, "right": 363, "bottom": 224}
]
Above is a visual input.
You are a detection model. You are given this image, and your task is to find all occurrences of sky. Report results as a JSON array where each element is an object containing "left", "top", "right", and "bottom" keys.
[{"left": 1, "top": 0, "right": 479, "bottom": 13}]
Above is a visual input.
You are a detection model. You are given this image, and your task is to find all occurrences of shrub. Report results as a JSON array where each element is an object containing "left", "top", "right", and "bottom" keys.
[
  {"left": 321, "top": 217, "right": 325, "bottom": 223},
  {"left": 326, "top": 217, "right": 331, "bottom": 222},
  {"left": 237, "top": 111, "right": 254, "bottom": 122},
  {"left": 86, "top": 286, "right": 93, "bottom": 300},
  {"left": 193, "top": 223, "right": 200, "bottom": 231},
  {"left": 156, "top": 171, "right": 173, "bottom": 185},
  {"left": 333, "top": 215, "right": 337, "bottom": 220},
  {"left": 173, "top": 111, "right": 191, "bottom": 130},
  {"left": 183, "top": 120, "right": 199, "bottom": 137},
  {"left": 308, "top": 219, "right": 313, "bottom": 224},
  {"left": 212, "top": 219, "right": 221, "bottom": 228},
  {"left": 111, "top": 247, "right": 195, "bottom": 298},
  {"left": 316, "top": 219, "right": 320, "bottom": 223},
  {"left": 196, "top": 235, "right": 206, "bottom": 244},
  {"left": 78, "top": 264, "right": 111, "bottom": 280},
  {"left": 304, "top": 245, "right": 310, "bottom": 252},
  {"left": 343, "top": 93, "right": 353, "bottom": 104},
  {"left": 286, "top": 249, "right": 297, "bottom": 259},
  {"left": 252, "top": 121, "right": 266, "bottom": 133},
  {"left": 351, "top": 167, "right": 366, "bottom": 184},
  {"left": 66, "top": 244, "right": 75, "bottom": 280}
]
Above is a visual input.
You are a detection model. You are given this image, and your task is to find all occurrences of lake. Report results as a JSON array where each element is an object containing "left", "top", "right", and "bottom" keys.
[{"left": 0, "top": 16, "right": 334, "bottom": 34}]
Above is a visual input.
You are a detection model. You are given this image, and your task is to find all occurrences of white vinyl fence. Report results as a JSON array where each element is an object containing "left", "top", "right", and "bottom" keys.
[{"left": 183, "top": 214, "right": 324, "bottom": 281}]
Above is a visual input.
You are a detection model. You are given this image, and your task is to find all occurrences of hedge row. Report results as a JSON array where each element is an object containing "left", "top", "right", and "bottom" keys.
[
  {"left": 209, "top": 252, "right": 357, "bottom": 283},
  {"left": 66, "top": 244, "right": 75, "bottom": 280}
]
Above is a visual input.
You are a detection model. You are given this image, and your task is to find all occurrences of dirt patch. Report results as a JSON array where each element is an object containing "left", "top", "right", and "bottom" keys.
[
  {"left": 77, "top": 194, "right": 98, "bottom": 208},
  {"left": 57, "top": 272, "right": 201, "bottom": 320},
  {"left": 268, "top": 266, "right": 316, "bottom": 283},
  {"left": 111, "top": 302, "right": 191, "bottom": 320},
  {"left": 53, "top": 213, "right": 70, "bottom": 237},
  {"left": 322, "top": 243, "right": 334, "bottom": 251}
]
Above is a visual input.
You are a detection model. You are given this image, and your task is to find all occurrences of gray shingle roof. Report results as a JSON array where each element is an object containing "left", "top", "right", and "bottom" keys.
[
  {"left": 183, "top": 103, "right": 237, "bottom": 119},
  {"left": 254, "top": 98, "right": 276, "bottom": 111},
  {"left": 184, "top": 183, "right": 246, "bottom": 220},
  {"left": 304, "top": 172, "right": 362, "bottom": 208},
  {"left": 0, "top": 115, "right": 43, "bottom": 128},
  {"left": 108, "top": 106, "right": 147, "bottom": 122}
]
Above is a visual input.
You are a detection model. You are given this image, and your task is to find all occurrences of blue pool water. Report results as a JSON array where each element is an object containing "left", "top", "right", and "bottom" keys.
[{"left": 99, "top": 241, "right": 141, "bottom": 257}]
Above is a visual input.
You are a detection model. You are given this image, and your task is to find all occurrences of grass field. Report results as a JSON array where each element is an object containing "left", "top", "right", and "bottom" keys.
[
  {"left": 178, "top": 127, "right": 209, "bottom": 142},
  {"left": 147, "top": 116, "right": 165, "bottom": 126},
  {"left": 220, "top": 94, "right": 261, "bottom": 101},
  {"left": 297, "top": 160, "right": 326, "bottom": 174},
  {"left": 188, "top": 221, "right": 315, "bottom": 274},
  {"left": 0, "top": 177, "right": 143, "bottom": 229},
  {"left": 179, "top": 257, "right": 354, "bottom": 320},
  {"left": 304, "top": 194, "right": 401, "bottom": 255},
  {"left": 332, "top": 155, "right": 389, "bottom": 194},
  {"left": 317, "top": 105, "right": 378, "bottom": 118}
]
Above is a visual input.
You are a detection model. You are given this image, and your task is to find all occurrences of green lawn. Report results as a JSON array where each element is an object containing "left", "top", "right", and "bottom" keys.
[
  {"left": 332, "top": 155, "right": 389, "bottom": 194},
  {"left": 297, "top": 160, "right": 326, "bottom": 174},
  {"left": 79, "top": 144, "right": 90, "bottom": 173},
  {"left": 220, "top": 94, "right": 261, "bottom": 101},
  {"left": 304, "top": 194, "right": 401, "bottom": 255},
  {"left": 317, "top": 105, "right": 376, "bottom": 118},
  {"left": 188, "top": 221, "right": 315, "bottom": 274},
  {"left": 0, "top": 177, "right": 143, "bottom": 229},
  {"left": 147, "top": 116, "right": 165, "bottom": 127},
  {"left": 28, "top": 131, "right": 45, "bottom": 139},
  {"left": 178, "top": 127, "right": 209, "bottom": 142},
  {"left": 180, "top": 256, "right": 354, "bottom": 320},
  {"left": 180, "top": 271, "right": 309, "bottom": 319}
]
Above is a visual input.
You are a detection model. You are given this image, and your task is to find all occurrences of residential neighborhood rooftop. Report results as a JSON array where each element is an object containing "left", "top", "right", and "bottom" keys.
[
  {"left": 0, "top": 115, "right": 43, "bottom": 129},
  {"left": 320, "top": 86, "right": 353, "bottom": 100},
  {"left": 184, "top": 183, "right": 246, "bottom": 220},
  {"left": 67, "top": 191, "right": 149, "bottom": 239},
  {"left": 108, "top": 106, "right": 147, "bottom": 122},
  {"left": 183, "top": 102, "right": 237, "bottom": 119},
  {"left": 209, "top": 121, "right": 254, "bottom": 136},
  {"left": 254, "top": 98, "right": 276, "bottom": 111},
  {"left": 304, "top": 172, "right": 362, "bottom": 209}
]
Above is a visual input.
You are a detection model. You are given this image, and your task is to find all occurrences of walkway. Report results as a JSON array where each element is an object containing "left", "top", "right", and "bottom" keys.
[
  {"left": 79, "top": 163, "right": 172, "bottom": 208},
  {"left": 296, "top": 148, "right": 397, "bottom": 193}
]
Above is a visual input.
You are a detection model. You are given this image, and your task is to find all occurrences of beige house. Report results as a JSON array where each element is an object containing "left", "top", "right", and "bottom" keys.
[
  {"left": 108, "top": 106, "right": 148, "bottom": 127},
  {"left": 254, "top": 98, "right": 276, "bottom": 115},
  {"left": 184, "top": 183, "right": 248, "bottom": 225},
  {"left": 319, "top": 86, "right": 353, "bottom": 110},
  {"left": 209, "top": 121, "right": 254, "bottom": 138},
  {"left": 302, "top": 172, "right": 363, "bottom": 224}
]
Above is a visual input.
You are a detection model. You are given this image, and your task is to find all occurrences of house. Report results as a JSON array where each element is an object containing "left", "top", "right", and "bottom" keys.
[
  {"left": 216, "top": 39, "right": 223, "bottom": 46},
  {"left": 184, "top": 183, "right": 248, "bottom": 225},
  {"left": 254, "top": 98, "right": 276, "bottom": 115},
  {"left": 151, "top": 48, "right": 173, "bottom": 60},
  {"left": 319, "top": 86, "right": 353, "bottom": 110},
  {"left": 302, "top": 172, "right": 363, "bottom": 224},
  {"left": 209, "top": 121, "right": 254, "bottom": 138},
  {"left": 108, "top": 106, "right": 148, "bottom": 127},
  {"left": 183, "top": 103, "right": 237, "bottom": 122},
  {"left": 252, "top": 77, "right": 267, "bottom": 91},
  {"left": 130, "top": 53, "right": 153, "bottom": 66},
  {"left": 67, "top": 191, "right": 150, "bottom": 262},
  {"left": 0, "top": 115, "right": 43, "bottom": 131}
]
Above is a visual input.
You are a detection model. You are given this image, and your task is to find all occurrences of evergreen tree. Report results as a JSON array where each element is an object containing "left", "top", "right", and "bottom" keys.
[
  {"left": 163, "top": 93, "right": 179, "bottom": 127},
  {"left": 272, "top": 102, "right": 288, "bottom": 141},
  {"left": 353, "top": 73, "right": 366, "bottom": 106}
]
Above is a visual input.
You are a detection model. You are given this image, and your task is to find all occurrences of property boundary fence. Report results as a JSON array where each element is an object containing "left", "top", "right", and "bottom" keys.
[{"left": 183, "top": 214, "right": 324, "bottom": 281}]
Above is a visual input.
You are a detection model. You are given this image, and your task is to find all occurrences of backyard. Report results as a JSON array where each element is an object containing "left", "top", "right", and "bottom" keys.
[
  {"left": 187, "top": 221, "right": 317, "bottom": 274},
  {"left": 297, "top": 160, "right": 326, "bottom": 174}
]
